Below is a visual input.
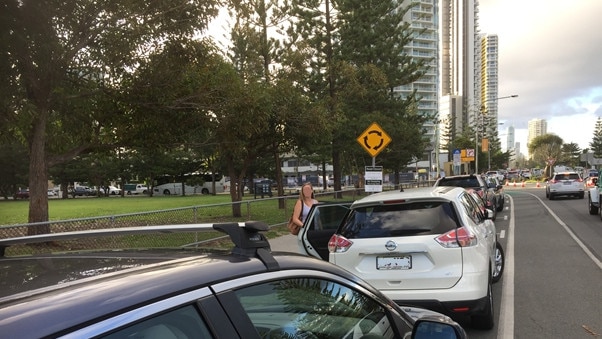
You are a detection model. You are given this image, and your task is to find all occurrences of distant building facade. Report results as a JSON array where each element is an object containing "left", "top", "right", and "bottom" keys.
[
  {"left": 527, "top": 118, "right": 547, "bottom": 148},
  {"left": 439, "top": 0, "right": 478, "bottom": 138}
]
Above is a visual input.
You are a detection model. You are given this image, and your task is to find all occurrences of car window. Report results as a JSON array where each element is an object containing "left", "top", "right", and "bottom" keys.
[
  {"left": 339, "top": 201, "right": 460, "bottom": 239},
  {"left": 307, "top": 204, "right": 350, "bottom": 231},
  {"left": 437, "top": 178, "right": 480, "bottom": 188},
  {"left": 101, "top": 304, "right": 213, "bottom": 339},
  {"left": 555, "top": 173, "right": 580, "bottom": 180},
  {"left": 234, "top": 278, "right": 404, "bottom": 339},
  {"left": 460, "top": 193, "right": 485, "bottom": 224}
]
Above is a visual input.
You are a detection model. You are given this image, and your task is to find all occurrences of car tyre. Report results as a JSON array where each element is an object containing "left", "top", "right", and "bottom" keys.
[
  {"left": 492, "top": 241, "right": 504, "bottom": 283},
  {"left": 549, "top": 193, "right": 554, "bottom": 200},
  {"left": 496, "top": 198, "right": 504, "bottom": 212},
  {"left": 545, "top": 190, "right": 549, "bottom": 199},
  {"left": 588, "top": 196, "right": 599, "bottom": 215},
  {"left": 471, "top": 282, "right": 494, "bottom": 330}
]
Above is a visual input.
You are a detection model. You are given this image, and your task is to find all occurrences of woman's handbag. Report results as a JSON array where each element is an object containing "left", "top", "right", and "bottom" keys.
[
  {"left": 287, "top": 201, "right": 302, "bottom": 235},
  {"left": 287, "top": 216, "right": 301, "bottom": 235}
]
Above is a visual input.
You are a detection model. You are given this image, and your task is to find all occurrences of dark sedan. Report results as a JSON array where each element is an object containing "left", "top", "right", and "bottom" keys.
[
  {"left": 434, "top": 174, "right": 497, "bottom": 220},
  {"left": 485, "top": 176, "right": 505, "bottom": 211}
]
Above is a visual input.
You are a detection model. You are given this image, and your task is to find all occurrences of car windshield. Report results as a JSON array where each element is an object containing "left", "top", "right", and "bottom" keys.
[
  {"left": 437, "top": 178, "right": 480, "bottom": 188},
  {"left": 555, "top": 173, "right": 580, "bottom": 180},
  {"left": 340, "top": 201, "right": 460, "bottom": 239}
]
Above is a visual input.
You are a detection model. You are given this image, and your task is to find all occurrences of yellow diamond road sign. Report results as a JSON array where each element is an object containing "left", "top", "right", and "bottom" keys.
[{"left": 357, "top": 122, "right": 392, "bottom": 157}]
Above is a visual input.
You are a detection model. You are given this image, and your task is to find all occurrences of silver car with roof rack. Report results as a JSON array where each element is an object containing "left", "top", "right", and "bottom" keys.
[{"left": 0, "top": 221, "right": 467, "bottom": 338}]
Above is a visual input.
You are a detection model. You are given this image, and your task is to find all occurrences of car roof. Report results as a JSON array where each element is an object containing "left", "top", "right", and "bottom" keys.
[
  {"left": 350, "top": 186, "right": 463, "bottom": 208},
  {"left": 0, "top": 222, "right": 373, "bottom": 338}
]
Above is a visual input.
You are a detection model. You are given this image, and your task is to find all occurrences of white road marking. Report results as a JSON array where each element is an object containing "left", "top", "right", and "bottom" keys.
[{"left": 497, "top": 194, "right": 515, "bottom": 339}]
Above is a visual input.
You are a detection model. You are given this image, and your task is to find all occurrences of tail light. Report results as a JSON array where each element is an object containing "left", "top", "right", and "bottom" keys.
[
  {"left": 549, "top": 179, "right": 558, "bottom": 184},
  {"left": 328, "top": 234, "right": 353, "bottom": 253},
  {"left": 435, "top": 227, "right": 477, "bottom": 248}
]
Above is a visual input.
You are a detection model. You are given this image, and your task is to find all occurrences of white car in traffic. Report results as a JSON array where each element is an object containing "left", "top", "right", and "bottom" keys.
[
  {"left": 545, "top": 171, "right": 584, "bottom": 200},
  {"left": 297, "top": 186, "right": 504, "bottom": 330}
]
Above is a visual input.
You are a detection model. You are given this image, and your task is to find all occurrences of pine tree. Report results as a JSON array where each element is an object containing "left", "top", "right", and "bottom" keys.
[{"left": 589, "top": 117, "right": 602, "bottom": 159}]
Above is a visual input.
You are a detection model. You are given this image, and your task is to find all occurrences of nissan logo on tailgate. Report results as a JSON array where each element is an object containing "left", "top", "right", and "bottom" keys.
[{"left": 385, "top": 240, "right": 397, "bottom": 251}]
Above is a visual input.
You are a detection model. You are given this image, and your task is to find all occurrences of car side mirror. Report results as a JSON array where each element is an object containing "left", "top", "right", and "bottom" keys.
[
  {"left": 412, "top": 317, "right": 468, "bottom": 339},
  {"left": 484, "top": 208, "right": 494, "bottom": 219}
]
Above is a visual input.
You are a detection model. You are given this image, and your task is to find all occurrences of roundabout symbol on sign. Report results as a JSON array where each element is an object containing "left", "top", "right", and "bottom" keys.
[{"left": 356, "top": 122, "right": 392, "bottom": 157}]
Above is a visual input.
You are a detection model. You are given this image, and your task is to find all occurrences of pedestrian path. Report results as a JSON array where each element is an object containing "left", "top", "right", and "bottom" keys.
[{"left": 268, "top": 233, "right": 298, "bottom": 253}]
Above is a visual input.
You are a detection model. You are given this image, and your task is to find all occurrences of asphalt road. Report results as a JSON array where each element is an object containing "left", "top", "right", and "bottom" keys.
[{"left": 268, "top": 183, "right": 602, "bottom": 339}]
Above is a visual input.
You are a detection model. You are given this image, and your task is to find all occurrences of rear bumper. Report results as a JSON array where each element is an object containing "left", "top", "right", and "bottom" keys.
[{"left": 381, "top": 271, "right": 489, "bottom": 317}]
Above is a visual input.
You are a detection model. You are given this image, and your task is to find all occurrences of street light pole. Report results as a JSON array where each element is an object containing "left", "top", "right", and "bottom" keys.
[{"left": 475, "top": 95, "right": 518, "bottom": 175}]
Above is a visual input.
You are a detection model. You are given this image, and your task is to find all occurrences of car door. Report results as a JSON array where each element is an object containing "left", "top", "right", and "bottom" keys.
[
  {"left": 299, "top": 202, "right": 352, "bottom": 260},
  {"left": 460, "top": 192, "right": 496, "bottom": 268}
]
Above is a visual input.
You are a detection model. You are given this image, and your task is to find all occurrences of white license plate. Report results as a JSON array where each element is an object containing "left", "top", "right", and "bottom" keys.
[
  {"left": 563, "top": 181, "right": 572, "bottom": 185},
  {"left": 377, "top": 255, "right": 412, "bottom": 270}
]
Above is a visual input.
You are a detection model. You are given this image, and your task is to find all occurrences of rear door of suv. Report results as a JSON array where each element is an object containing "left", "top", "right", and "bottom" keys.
[
  {"left": 299, "top": 202, "right": 352, "bottom": 260},
  {"left": 329, "top": 199, "right": 464, "bottom": 291}
]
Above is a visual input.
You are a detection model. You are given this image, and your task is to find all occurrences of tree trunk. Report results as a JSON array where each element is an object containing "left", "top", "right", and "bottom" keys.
[
  {"left": 227, "top": 163, "right": 242, "bottom": 218},
  {"left": 274, "top": 144, "right": 285, "bottom": 209},
  {"left": 332, "top": 147, "right": 342, "bottom": 199},
  {"left": 27, "top": 108, "right": 50, "bottom": 235}
]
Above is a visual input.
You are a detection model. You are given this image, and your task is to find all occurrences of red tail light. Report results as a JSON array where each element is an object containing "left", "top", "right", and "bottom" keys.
[
  {"left": 549, "top": 179, "right": 558, "bottom": 184},
  {"left": 435, "top": 227, "right": 477, "bottom": 248},
  {"left": 328, "top": 234, "right": 353, "bottom": 253}
]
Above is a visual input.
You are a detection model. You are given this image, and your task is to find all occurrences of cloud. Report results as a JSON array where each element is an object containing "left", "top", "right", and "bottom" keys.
[{"left": 480, "top": 0, "right": 602, "bottom": 150}]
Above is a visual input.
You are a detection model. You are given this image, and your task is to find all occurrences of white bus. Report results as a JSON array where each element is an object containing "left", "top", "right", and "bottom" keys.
[{"left": 152, "top": 173, "right": 225, "bottom": 196}]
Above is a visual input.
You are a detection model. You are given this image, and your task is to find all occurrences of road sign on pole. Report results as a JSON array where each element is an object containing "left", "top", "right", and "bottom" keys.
[{"left": 357, "top": 122, "right": 392, "bottom": 157}]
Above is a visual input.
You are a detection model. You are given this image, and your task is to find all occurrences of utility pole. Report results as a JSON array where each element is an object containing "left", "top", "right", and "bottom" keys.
[{"left": 475, "top": 95, "right": 518, "bottom": 175}]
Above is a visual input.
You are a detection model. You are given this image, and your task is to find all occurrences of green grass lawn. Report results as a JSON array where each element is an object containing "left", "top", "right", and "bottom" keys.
[
  {"left": 0, "top": 190, "right": 362, "bottom": 254},
  {"left": 0, "top": 194, "right": 281, "bottom": 225},
  {"left": 0, "top": 191, "right": 357, "bottom": 226}
]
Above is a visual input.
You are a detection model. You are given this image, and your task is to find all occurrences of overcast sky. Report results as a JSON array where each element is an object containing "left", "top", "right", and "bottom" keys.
[{"left": 478, "top": 0, "right": 602, "bottom": 153}]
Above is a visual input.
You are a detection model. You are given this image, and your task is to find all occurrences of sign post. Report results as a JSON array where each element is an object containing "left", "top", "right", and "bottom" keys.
[{"left": 357, "top": 122, "right": 392, "bottom": 193}]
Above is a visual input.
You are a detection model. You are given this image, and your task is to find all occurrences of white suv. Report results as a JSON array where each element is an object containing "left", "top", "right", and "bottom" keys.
[
  {"left": 485, "top": 170, "right": 504, "bottom": 182},
  {"left": 546, "top": 171, "right": 585, "bottom": 199},
  {"left": 299, "top": 186, "right": 504, "bottom": 330}
]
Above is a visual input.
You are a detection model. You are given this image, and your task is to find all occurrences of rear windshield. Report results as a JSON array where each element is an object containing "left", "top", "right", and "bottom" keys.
[
  {"left": 437, "top": 177, "right": 480, "bottom": 188},
  {"left": 555, "top": 173, "right": 580, "bottom": 180},
  {"left": 339, "top": 201, "right": 460, "bottom": 239}
]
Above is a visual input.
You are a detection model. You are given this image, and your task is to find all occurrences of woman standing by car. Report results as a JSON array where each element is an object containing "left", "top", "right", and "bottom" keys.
[{"left": 291, "top": 182, "right": 319, "bottom": 229}]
